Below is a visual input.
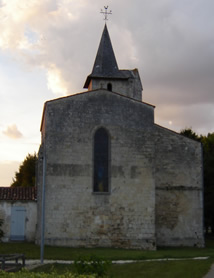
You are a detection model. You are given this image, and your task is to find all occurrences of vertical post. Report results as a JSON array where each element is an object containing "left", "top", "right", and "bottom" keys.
[
  {"left": 40, "top": 142, "right": 46, "bottom": 264},
  {"left": 22, "top": 255, "right": 25, "bottom": 267},
  {"left": 2, "top": 258, "right": 5, "bottom": 270}
]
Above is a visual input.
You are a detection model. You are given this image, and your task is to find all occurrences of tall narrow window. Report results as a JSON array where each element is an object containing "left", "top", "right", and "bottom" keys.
[
  {"left": 107, "top": 83, "right": 112, "bottom": 91},
  {"left": 93, "top": 128, "right": 109, "bottom": 193}
]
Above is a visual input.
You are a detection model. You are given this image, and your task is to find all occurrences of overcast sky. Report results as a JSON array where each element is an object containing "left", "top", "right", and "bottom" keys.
[{"left": 0, "top": 0, "right": 214, "bottom": 186}]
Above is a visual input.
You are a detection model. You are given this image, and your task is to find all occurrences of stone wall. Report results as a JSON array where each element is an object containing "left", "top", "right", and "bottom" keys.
[
  {"left": 37, "top": 89, "right": 204, "bottom": 249},
  {"left": 37, "top": 89, "right": 156, "bottom": 249},
  {"left": 89, "top": 69, "right": 143, "bottom": 101},
  {"left": 154, "top": 125, "right": 204, "bottom": 247}
]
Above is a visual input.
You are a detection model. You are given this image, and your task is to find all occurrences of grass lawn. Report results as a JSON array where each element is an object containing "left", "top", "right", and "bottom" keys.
[
  {"left": 110, "top": 259, "right": 213, "bottom": 278},
  {"left": 0, "top": 239, "right": 214, "bottom": 261},
  {"left": 32, "top": 259, "right": 213, "bottom": 278},
  {"left": 0, "top": 239, "right": 214, "bottom": 277}
]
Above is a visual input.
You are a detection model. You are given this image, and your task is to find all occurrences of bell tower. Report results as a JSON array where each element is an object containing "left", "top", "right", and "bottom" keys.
[{"left": 84, "top": 24, "right": 143, "bottom": 101}]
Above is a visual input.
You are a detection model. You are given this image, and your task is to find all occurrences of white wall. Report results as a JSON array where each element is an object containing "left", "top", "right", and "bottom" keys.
[{"left": 0, "top": 201, "right": 37, "bottom": 242}]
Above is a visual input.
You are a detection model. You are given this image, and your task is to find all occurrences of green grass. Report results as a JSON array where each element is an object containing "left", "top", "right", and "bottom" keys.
[
  {"left": 0, "top": 240, "right": 214, "bottom": 261},
  {"left": 111, "top": 259, "right": 213, "bottom": 278},
  {"left": 0, "top": 240, "right": 214, "bottom": 277},
  {"left": 32, "top": 259, "right": 213, "bottom": 278}
]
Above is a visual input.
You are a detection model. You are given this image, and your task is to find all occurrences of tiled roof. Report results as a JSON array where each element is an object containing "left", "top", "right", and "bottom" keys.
[{"left": 0, "top": 187, "right": 37, "bottom": 201}]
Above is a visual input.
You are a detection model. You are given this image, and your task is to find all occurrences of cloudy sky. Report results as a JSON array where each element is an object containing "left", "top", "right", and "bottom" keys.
[{"left": 0, "top": 0, "right": 214, "bottom": 186}]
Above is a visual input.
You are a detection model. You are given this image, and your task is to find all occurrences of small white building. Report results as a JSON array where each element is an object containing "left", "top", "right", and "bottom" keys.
[{"left": 0, "top": 187, "right": 37, "bottom": 242}]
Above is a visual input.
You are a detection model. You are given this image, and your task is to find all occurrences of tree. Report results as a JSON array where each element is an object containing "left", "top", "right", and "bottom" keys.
[
  {"left": 11, "top": 153, "right": 37, "bottom": 187},
  {"left": 201, "top": 133, "right": 214, "bottom": 234},
  {"left": 180, "top": 127, "right": 201, "bottom": 141}
]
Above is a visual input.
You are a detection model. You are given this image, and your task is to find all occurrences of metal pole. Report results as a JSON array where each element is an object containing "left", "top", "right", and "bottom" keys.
[{"left": 40, "top": 143, "right": 46, "bottom": 264}]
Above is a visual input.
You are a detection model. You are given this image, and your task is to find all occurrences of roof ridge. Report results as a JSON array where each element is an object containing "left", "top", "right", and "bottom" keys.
[
  {"left": 43, "top": 88, "right": 154, "bottom": 107},
  {"left": 0, "top": 187, "right": 37, "bottom": 201}
]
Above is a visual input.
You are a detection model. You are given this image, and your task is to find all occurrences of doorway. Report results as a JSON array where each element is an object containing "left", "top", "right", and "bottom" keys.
[{"left": 10, "top": 206, "right": 26, "bottom": 241}]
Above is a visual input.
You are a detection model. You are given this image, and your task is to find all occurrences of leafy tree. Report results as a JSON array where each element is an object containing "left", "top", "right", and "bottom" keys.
[
  {"left": 180, "top": 128, "right": 201, "bottom": 142},
  {"left": 201, "top": 133, "right": 214, "bottom": 234},
  {"left": 11, "top": 153, "right": 37, "bottom": 187}
]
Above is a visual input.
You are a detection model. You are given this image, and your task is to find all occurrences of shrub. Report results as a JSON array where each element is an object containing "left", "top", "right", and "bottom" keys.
[
  {"left": 0, "top": 269, "right": 96, "bottom": 278},
  {"left": 74, "top": 255, "right": 111, "bottom": 277}
]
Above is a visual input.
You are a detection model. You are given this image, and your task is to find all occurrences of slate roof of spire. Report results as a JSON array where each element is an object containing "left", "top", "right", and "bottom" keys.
[
  {"left": 84, "top": 24, "right": 128, "bottom": 88},
  {"left": 0, "top": 187, "right": 37, "bottom": 201}
]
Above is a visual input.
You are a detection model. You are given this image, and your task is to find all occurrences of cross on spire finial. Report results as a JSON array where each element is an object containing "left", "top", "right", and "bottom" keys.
[{"left": 100, "top": 6, "right": 112, "bottom": 21}]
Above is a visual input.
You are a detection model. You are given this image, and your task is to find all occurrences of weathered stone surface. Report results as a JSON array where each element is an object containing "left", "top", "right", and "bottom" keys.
[
  {"left": 89, "top": 69, "right": 143, "bottom": 101},
  {"left": 154, "top": 125, "right": 204, "bottom": 247},
  {"left": 36, "top": 89, "right": 204, "bottom": 249},
  {"left": 36, "top": 90, "right": 156, "bottom": 249}
]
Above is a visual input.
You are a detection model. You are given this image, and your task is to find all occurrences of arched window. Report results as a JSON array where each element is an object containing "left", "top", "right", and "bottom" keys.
[
  {"left": 93, "top": 128, "right": 110, "bottom": 193},
  {"left": 107, "top": 83, "right": 112, "bottom": 91}
]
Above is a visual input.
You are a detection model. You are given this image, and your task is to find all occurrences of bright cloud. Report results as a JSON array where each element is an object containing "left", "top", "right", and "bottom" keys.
[
  {"left": 3, "top": 124, "right": 23, "bottom": 139},
  {"left": 0, "top": 0, "right": 214, "bottom": 185},
  {"left": 0, "top": 0, "right": 95, "bottom": 96},
  {"left": 47, "top": 64, "right": 68, "bottom": 96}
]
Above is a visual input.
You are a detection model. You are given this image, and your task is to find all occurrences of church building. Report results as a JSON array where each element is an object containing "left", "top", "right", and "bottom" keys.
[{"left": 36, "top": 24, "right": 204, "bottom": 249}]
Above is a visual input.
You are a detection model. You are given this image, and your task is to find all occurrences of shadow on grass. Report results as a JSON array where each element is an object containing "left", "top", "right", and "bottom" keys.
[{"left": 0, "top": 237, "right": 213, "bottom": 261}]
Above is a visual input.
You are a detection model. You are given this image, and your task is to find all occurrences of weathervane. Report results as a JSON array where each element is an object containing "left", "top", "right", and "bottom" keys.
[{"left": 100, "top": 6, "right": 112, "bottom": 21}]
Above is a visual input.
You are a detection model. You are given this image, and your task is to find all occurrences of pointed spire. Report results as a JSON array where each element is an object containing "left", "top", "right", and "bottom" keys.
[
  {"left": 84, "top": 24, "right": 124, "bottom": 89},
  {"left": 91, "top": 24, "right": 119, "bottom": 76}
]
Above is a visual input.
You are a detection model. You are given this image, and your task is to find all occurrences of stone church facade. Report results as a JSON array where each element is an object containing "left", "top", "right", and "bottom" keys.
[{"left": 36, "top": 24, "right": 204, "bottom": 249}]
